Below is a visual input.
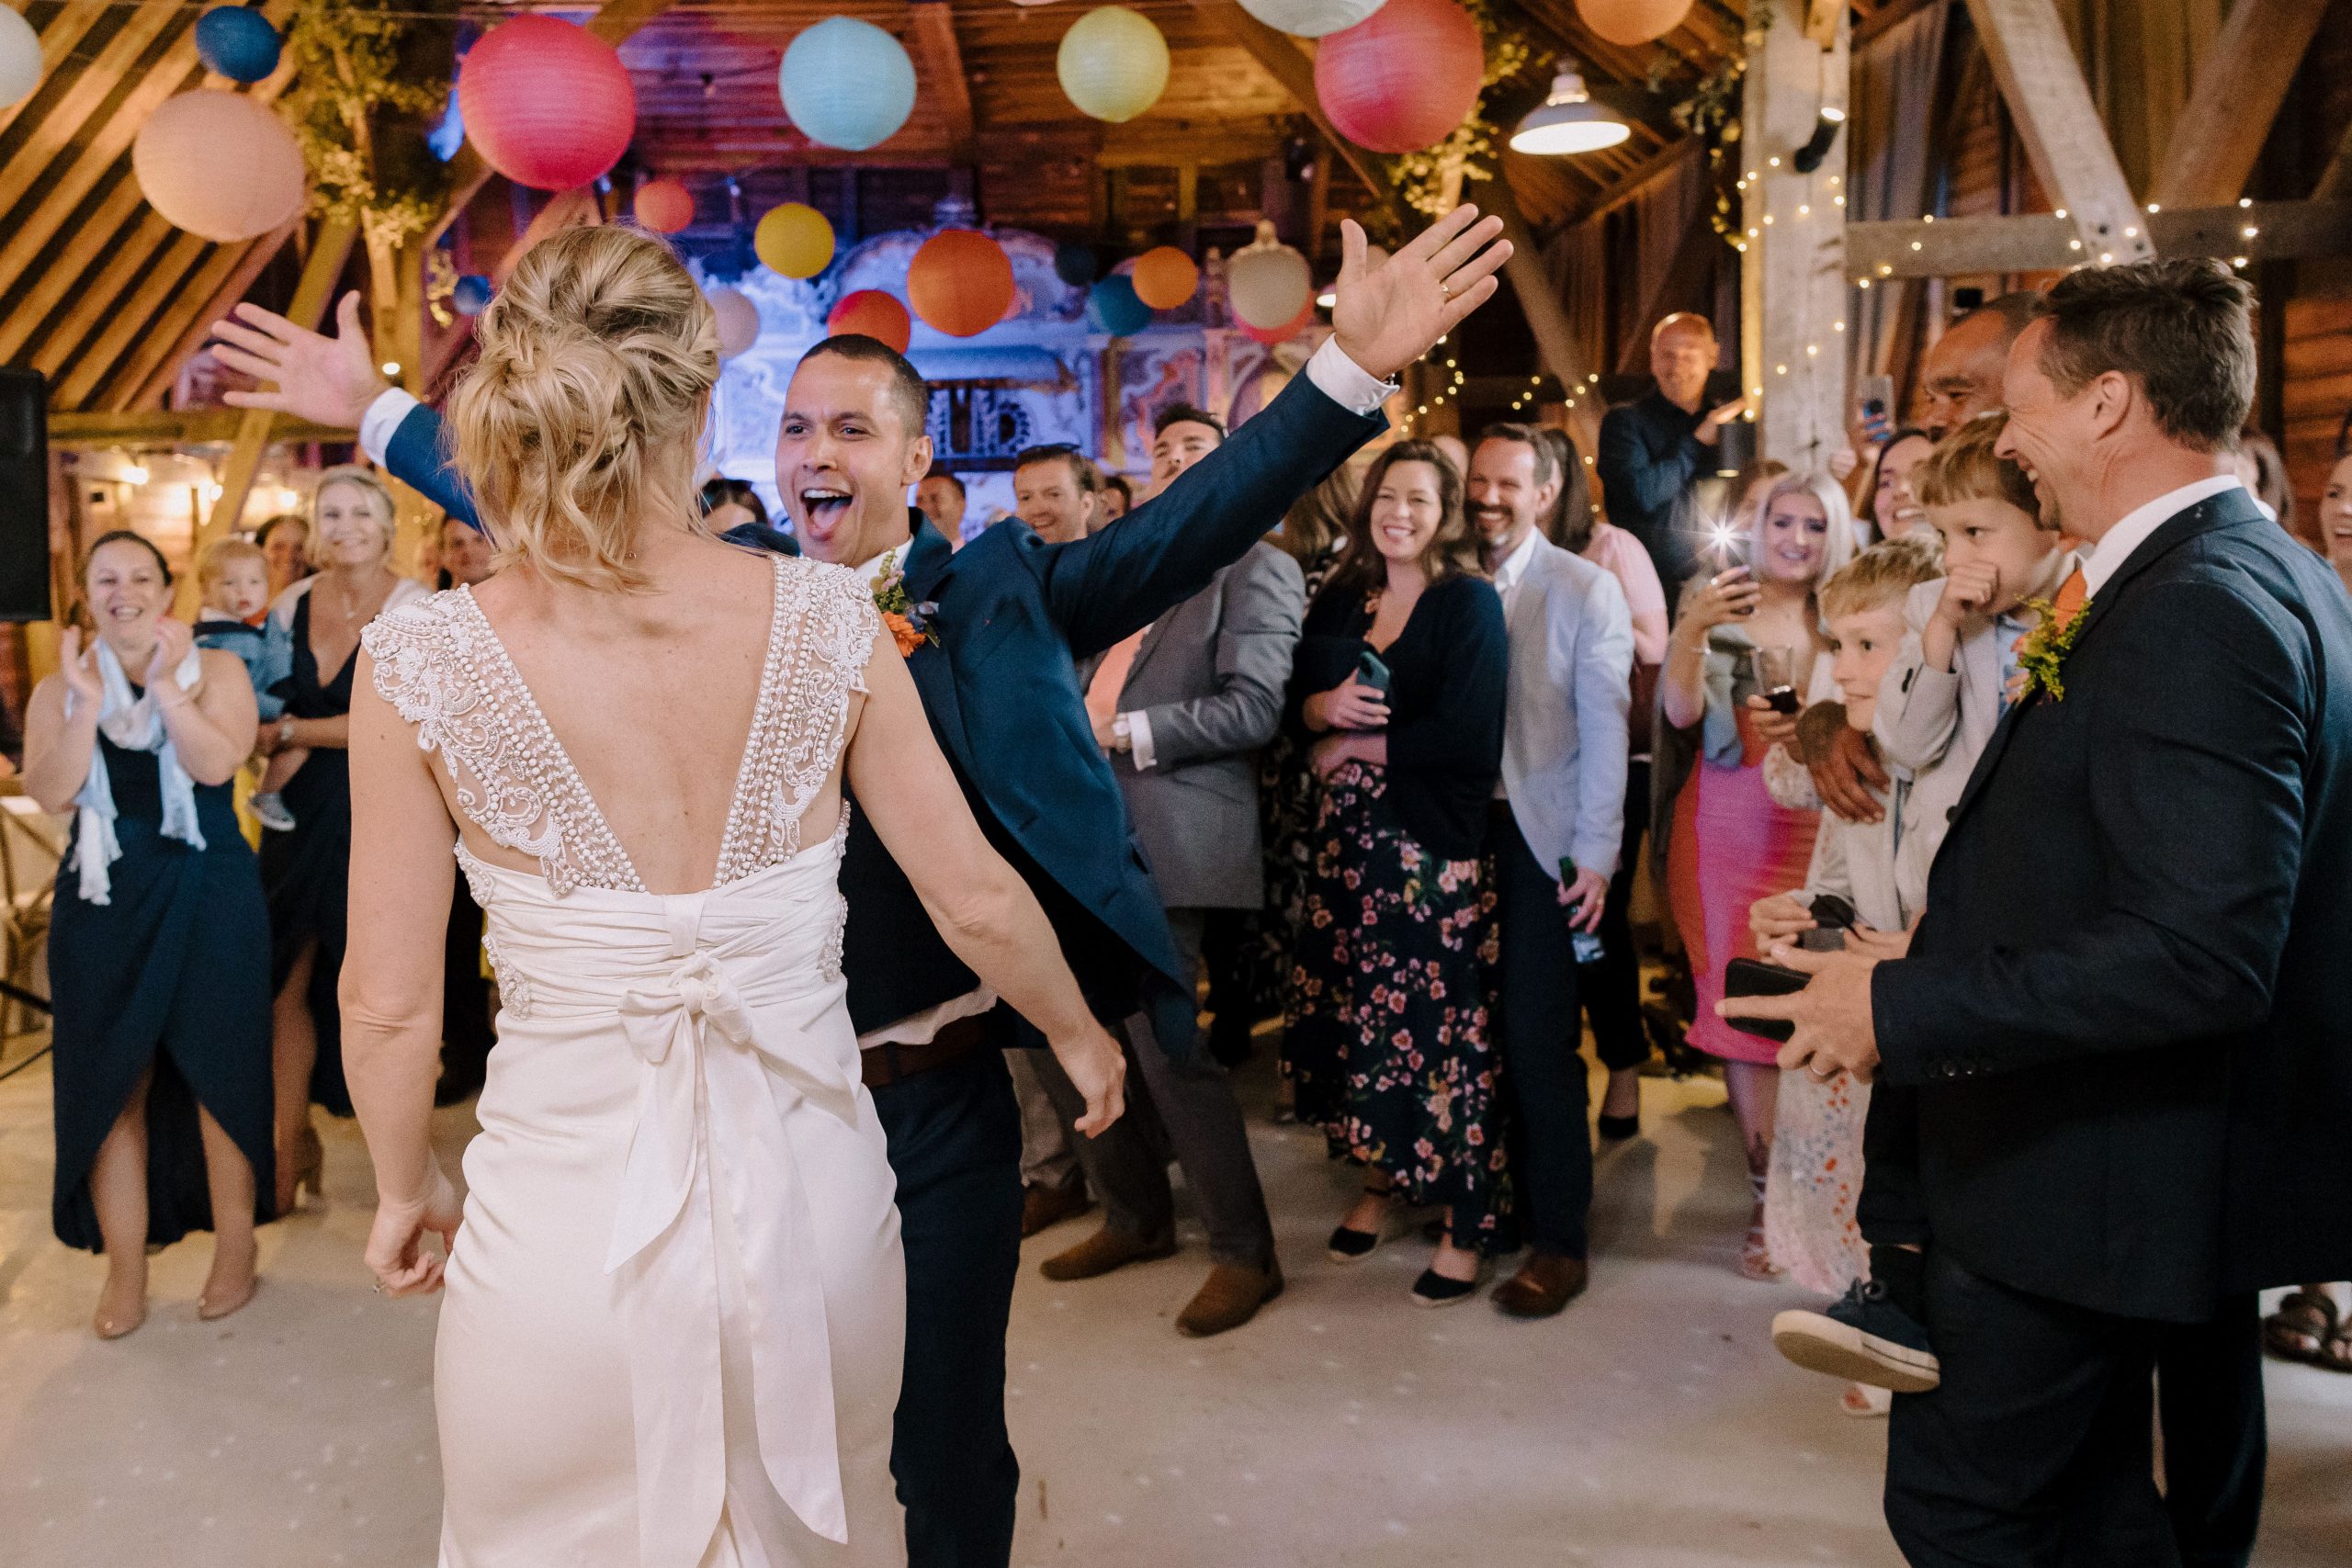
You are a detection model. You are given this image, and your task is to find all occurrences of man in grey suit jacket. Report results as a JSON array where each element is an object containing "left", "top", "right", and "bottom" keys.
[
  {"left": 1467, "top": 425, "right": 1634, "bottom": 1318},
  {"left": 1033, "top": 405, "right": 1297, "bottom": 1337}
]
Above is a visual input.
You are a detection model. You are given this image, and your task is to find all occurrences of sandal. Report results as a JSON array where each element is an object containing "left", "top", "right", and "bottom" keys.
[{"left": 2264, "top": 1287, "right": 2352, "bottom": 1372}]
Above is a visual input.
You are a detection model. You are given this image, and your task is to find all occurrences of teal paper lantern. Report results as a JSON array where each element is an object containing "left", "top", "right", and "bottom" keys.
[
  {"left": 1088, "top": 276, "right": 1151, "bottom": 336},
  {"left": 778, "top": 17, "right": 917, "bottom": 152}
]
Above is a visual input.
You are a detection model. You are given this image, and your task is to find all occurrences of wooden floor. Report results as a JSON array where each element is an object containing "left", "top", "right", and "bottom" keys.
[{"left": 0, "top": 1041, "right": 2346, "bottom": 1567}]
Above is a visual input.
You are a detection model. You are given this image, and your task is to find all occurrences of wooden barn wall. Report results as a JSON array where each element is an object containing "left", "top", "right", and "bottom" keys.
[{"left": 2277, "top": 2, "right": 2352, "bottom": 526}]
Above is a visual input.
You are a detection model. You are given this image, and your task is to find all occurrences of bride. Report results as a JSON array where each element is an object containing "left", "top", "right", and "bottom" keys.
[{"left": 340, "top": 225, "right": 1125, "bottom": 1567}]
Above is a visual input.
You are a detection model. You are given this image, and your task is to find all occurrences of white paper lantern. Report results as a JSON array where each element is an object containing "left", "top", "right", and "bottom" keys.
[
  {"left": 0, "top": 7, "right": 41, "bottom": 109},
  {"left": 1227, "top": 241, "right": 1314, "bottom": 332},
  {"left": 1236, "top": 0, "right": 1389, "bottom": 39},
  {"left": 134, "top": 92, "right": 307, "bottom": 243},
  {"left": 708, "top": 286, "right": 761, "bottom": 359}
]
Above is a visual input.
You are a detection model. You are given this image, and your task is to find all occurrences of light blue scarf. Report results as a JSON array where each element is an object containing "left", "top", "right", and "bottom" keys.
[{"left": 67, "top": 638, "right": 205, "bottom": 905}]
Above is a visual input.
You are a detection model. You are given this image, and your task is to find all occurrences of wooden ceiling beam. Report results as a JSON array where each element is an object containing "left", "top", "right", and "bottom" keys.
[
  {"left": 54, "top": 232, "right": 215, "bottom": 410},
  {"left": 0, "top": 1, "right": 180, "bottom": 218},
  {"left": 2147, "top": 0, "right": 2332, "bottom": 211},
  {"left": 1188, "top": 0, "right": 1408, "bottom": 229},
  {"left": 121, "top": 223, "right": 300, "bottom": 412},
  {"left": 908, "top": 1, "right": 977, "bottom": 163},
  {"left": 1848, "top": 199, "right": 2352, "bottom": 278},
  {"left": 49, "top": 407, "right": 351, "bottom": 448},
  {"left": 0, "top": 174, "right": 147, "bottom": 364}
]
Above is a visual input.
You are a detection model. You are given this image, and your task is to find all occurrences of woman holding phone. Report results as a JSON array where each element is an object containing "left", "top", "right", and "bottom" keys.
[
  {"left": 1655, "top": 469, "right": 1850, "bottom": 1280},
  {"left": 1282, "top": 441, "right": 1510, "bottom": 1306}
]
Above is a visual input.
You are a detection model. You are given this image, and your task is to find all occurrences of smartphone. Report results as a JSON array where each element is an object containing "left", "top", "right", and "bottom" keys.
[
  {"left": 1723, "top": 956, "right": 1808, "bottom": 1043},
  {"left": 1799, "top": 893, "right": 1856, "bottom": 953},
  {"left": 1355, "top": 650, "right": 1392, "bottom": 694},
  {"left": 1857, "top": 373, "right": 1895, "bottom": 446}
]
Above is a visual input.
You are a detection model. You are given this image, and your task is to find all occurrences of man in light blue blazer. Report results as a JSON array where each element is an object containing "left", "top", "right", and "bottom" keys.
[{"left": 1466, "top": 424, "right": 1634, "bottom": 1318}]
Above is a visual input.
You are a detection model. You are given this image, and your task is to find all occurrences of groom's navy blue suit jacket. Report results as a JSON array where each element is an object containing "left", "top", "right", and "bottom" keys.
[
  {"left": 1861, "top": 487, "right": 2352, "bottom": 1321},
  {"left": 379, "top": 376, "right": 1384, "bottom": 1055}
]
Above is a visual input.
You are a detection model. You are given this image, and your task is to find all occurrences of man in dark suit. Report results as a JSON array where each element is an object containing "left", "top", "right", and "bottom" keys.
[
  {"left": 1593, "top": 311, "right": 1749, "bottom": 592},
  {"left": 211, "top": 208, "right": 1512, "bottom": 1568},
  {"left": 1731, "top": 259, "right": 2352, "bottom": 1566}
]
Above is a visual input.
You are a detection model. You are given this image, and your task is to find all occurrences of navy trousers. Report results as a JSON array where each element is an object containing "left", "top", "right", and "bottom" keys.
[
  {"left": 873, "top": 1047, "right": 1025, "bottom": 1568},
  {"left": 1489, "top": 805, "right": 1595, "bottom": 1259}
]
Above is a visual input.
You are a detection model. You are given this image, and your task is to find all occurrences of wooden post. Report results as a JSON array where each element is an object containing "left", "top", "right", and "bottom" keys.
[
  {"left": 1740, "top": 0, "right": 1850, "bottom": 468},
  {"left": 2147, "top": 0, "right": 2332, "bottom": 211}
]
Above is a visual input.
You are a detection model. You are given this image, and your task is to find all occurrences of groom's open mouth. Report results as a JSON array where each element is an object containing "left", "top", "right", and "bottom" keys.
[{"left": 799, "top": 488, "right": 853, "bottom": 532}]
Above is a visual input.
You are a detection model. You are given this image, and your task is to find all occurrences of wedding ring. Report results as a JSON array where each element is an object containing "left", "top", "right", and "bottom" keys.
[
  {"left": 1808, "top": 1064, "right": 1838, "bottom": 1082},
  {"left": 1440, "top": 282, "right": 1453, "bottom": 300},
  {"left": 370, "top": 1282, "right": 384, "bottom": 1294}
]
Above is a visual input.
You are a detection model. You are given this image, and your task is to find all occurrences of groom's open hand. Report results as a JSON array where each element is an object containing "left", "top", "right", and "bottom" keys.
[
  {"left": 1330, "top": 207, "right": 1512, "bottom": 384},
  {"left": 211, "top": 290, "right": 391, "bottom": 430},
  {"left": 1715, "top": 943, "right": 1886, "bottom": 1083}
]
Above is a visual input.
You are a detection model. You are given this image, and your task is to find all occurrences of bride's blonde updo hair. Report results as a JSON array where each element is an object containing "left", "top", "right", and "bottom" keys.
[{"left": 450, "top": 224, "right": 720, "bottom": 592}]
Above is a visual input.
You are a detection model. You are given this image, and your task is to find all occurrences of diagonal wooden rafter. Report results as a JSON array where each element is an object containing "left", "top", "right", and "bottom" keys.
[
  {"left": 1958, "top": 0, "right": 2151, "bottom": 265},
  {"left": 425, "top": 0, "right": 681, "bottom": 247},
  {"left": 1482, "top": 172, "right": 1601, "bottom": 458},
  {"left": 2147, "top": 0, "right": 2332, "bottom": 211},
  {"left": 122, "top": 221, "right": 306, "bottom": 412},
  {"left": 908, "top": 1, "right": 975, "bottom": 164},
  {"left": 0, "top": 2, "right": 178, "bottom": 218},
  {"left": 1189, "top": 0, "right": 1408, "bottom": 229}
]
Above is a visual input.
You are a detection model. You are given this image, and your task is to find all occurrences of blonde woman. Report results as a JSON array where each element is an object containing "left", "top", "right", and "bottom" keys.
[
  {"left": 1657, "top": 468, "right": 1853, "bottom": 1279},
  {"left": 336, "top": 225, "right": 1123, "bottom": 1564},
  {"left": 256, "top": 466, "right": 427, "bottom": 1214}
]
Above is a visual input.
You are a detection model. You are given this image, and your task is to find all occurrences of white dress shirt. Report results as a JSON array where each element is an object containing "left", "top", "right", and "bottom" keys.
[{"left": 2079, "top": 475, "right": 2245, "bottom": 597}]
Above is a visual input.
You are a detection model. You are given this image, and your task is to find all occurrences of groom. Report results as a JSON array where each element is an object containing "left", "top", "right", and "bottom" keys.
[{"left": 215, "top": 208, "right": 1509, "bottom": 1567}]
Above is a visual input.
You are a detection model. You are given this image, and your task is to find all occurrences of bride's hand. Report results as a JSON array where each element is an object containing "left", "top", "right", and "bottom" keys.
[
  {"left": 365, "top": 1163, "right": 464, "bottom": 1297},
  {"left": 1051, "top": 1022, "right": 1126, "bottom": 1137}
]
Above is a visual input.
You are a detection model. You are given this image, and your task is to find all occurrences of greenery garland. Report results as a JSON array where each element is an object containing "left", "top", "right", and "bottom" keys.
[
  {"left": 280, "top": 1, "right": 452, "bottom": 254},
  {"left": 1393, "top": 0, "right": 1539, "bottom": 220}
]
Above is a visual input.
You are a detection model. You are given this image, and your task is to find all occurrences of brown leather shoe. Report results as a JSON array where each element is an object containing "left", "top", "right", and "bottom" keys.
[
  {"left": 1040, "top": 1225, "right": 1177, "bottom": 1281},
  {"left": 1492, "top": 1252, "right": 1589, "bottom": 1318},
  {"left": 1021, "top": 1177, "right": 1093, "bottom": 1238},
  {"left": 1175, "top": 1260, "right": 1284, "bottom": 1337}
]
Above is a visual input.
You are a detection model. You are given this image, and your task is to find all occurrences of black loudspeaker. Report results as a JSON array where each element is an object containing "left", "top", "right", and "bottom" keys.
[{"left": 0, "top": 369, "right": 49, "bottom": 623}]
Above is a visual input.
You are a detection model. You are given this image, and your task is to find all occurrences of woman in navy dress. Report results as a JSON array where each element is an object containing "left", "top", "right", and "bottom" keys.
[{"left": 21, "top": 532, "right": 272, "bottom": 1337}]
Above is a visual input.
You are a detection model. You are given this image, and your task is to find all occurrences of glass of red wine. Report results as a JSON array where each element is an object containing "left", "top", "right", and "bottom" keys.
[{"left": 1752, "top": 645, "right": 1801, "bottom": 715}]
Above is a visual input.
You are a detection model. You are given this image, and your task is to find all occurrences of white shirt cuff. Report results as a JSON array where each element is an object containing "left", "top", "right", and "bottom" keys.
[
  {"left": 1303, "top": 339, "right": 1397, "bottom": 416},
  {"left": 1124, "top": 710, "right": 1157, "bottom": 771},
  {"left": 357, "top": 388, "right": 421, "bottom": 468}
]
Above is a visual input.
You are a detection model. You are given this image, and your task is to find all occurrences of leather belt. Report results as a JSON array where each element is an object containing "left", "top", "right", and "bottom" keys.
[{"left": 860, "top": 1010, "right": 989, "bottom": 1090}]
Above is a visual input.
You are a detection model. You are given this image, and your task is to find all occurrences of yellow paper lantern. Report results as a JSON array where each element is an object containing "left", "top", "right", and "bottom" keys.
[
  {"left": 1130, "top": 246, "right": 1199, "bottom": 310},
  {"left": 1057, "top": 7, "right": 1170, "bottom": 125},
  {"left": 134, "top": 91, "right": 307, "bottom": 243},
  {"left": 755, "top": 203, "right": 835, "bottom": 279},
  {"left": 1575, "top": 0, "right": 1694, "bottom": 48}
]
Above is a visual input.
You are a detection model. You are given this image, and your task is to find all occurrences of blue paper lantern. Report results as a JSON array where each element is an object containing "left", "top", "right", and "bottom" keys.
[
  {"left": 1088, "top": 276, "right": 1151, "bottom": 336},
  {"left": 1053, "top": 241, "right": 1100, "bottom": 288},
  {"left": 453, "top": 275, "right": 493, "bottom": 317},
  {"left": 195, "top": 6, "right": 282, "bottom": 85},
  {"left": 777, "top": 17, "right": 917, "bottom": 152}
]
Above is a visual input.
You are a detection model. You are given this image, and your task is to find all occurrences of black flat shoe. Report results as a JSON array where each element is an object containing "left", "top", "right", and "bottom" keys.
[
  {"left": 1327, "top": 1224, "right": 1381, "bottom": 1263},
  {"left": 1596, "top": 1111, "right": 1640, "bottom": 1141},
  {"left": 1410, "top": 1267, "right": 1484, "bottom": 1308}
]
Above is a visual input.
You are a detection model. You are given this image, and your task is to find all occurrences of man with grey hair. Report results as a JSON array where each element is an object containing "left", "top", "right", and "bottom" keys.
[{"left": 1595, "top": 311, "right": 1749, "bottom": 592}]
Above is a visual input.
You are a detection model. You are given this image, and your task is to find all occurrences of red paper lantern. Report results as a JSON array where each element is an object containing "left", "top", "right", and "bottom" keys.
[
  {"left": 1314, "top": 0, "right": 1484, "bottom": 156},
  {"left": 1241, "top": 302, "right": 1316, "bottom": 344},
  {"left": 634, "top": 178, "right": 695, "bottom": 234},
  {"left": 458, "top": 16, "right": 636, "bottom": 191},
  {"left": 907, "top": 229, "right": 1015, "bottom": 338},
  {"left": 826, "top": 289, "right": 912, "bottom": 355},
  {"left": 1130, "top": 245, "right": 1199, "bottom": 310}
]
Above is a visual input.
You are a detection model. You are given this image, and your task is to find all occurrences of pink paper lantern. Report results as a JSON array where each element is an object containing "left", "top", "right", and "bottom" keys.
[
  {"left": 458, "top": 16, "right": 636, "bottom": 191},
  {"left": 1314, "top": 0, "right": 1484, "bottom": 156}
]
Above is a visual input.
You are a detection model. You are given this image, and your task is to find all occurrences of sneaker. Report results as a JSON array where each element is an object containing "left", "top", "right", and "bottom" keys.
[
  {"left": 251, "top": 792, "right": 297, "bottom": 832},
  {"left": 1772, "top": 1280, "right": 1941, "bottom": 1393}
]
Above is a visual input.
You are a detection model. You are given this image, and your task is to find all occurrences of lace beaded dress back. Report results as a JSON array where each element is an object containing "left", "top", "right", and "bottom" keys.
[{"left": 364, "top": 552, "right": 878, "bottom": 897}]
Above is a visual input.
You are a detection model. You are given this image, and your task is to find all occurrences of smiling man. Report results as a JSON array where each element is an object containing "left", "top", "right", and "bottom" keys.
[
  {"left": 211, "top": 205, "right": 1515, "bottom": 1568},
  {"left": 1008, "top": 444, "right": 1101, "bottom": 545}
]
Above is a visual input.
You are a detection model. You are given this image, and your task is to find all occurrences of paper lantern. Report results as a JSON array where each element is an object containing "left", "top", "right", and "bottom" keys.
[
  {"left": 1315, "top": 0, "right": 1484, "bottom": 155},
  {"left": 0, "top": 8, "right": 38, "bottom": 110},
  {"left": 826, "top": 289, "right": 912, "bottom": 354},
  {"left": 1242, "top": 302, "right": 1316, "bottom": 344},
  {"left": 634, "top": 178, "right": 695, "bottom": 234},
  {"left": 908, "top": 229, "right": 1014, "bottom": 338},
  {"left": 1053, "top": 240, "right": 1100, "bottom": 288},
  {"left": 708, "top": 287, "right": 761, "bottom": 359},
  {"left": 453, "top": 275, "right": 493, "bottom": 317},
  {"left": 195, "top": 6, "right": 282, "bottom": 84},
  {"left": 779, "top": 17, "right": 916, "bottom": 152},
  {"left": 1130, "top": 246, "right": 1198, "bottom": 310},
  {"left": 1057, "top": 7, "right": 1169, "bottom": 124},
  {"left": 1236, "top": 0, "right": 1389, "bottom": 38},
  {"left": 1227, "top": 243, "right": 1313, "bottom": 331},
  {"left": 1088, "top": 276, "right": 1151, "bottom": 336},
  {"left": 133, "top": 92, "right": 305, "bottom": 243},
  {"left": 754, "top": 203, "right": 835, "bottom": 279},
  {"left": 458, "top": 16, "right": 636, "bottom": 191},
  {"left": 1576, "top": 0, "right": 1694, "bottom": 47}
]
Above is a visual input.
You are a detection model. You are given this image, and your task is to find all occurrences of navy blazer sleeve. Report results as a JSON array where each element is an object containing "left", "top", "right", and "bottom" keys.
[
  {"left": 385, "top": 404, "right": 480, "bottom": 533},
  {"left": 1871, "top": 575, "right": 2311, "bottom": 1083},
  {"left": 1040, "top": 373, "right": 1384, "bottom": 662},
  {"left": 1596, "top": 404, "right": 1703, "bottom": 530}
]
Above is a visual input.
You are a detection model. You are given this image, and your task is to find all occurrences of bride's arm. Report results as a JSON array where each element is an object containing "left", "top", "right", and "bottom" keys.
[
  {"left": 342, "top": 655, "right": 466, "bottom": 1293},
  {"left": 844, "top": 634, "right": 1126, "bottom": 1134}
]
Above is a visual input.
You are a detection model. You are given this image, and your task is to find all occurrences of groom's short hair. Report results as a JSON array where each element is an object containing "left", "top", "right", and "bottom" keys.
[
  {"left": 801, "top": 334, "right": 932, "bottom": 440},
  {"left": 2032, "top": 260, "right": 2254, "bottom": 452}
]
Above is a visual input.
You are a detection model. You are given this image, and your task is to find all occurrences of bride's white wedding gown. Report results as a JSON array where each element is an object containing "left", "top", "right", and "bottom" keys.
[{"left": 364, "top": 554, "right": 907, "bottom": 1568}]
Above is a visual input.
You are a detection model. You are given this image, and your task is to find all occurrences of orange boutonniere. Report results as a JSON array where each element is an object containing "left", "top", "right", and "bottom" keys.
[{"left": 872, "top": 549, "right": 938, "bottom": 657}]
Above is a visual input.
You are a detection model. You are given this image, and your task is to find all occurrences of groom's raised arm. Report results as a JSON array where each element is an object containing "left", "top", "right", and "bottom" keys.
[
  {"left": 362, "top": 392, "right": 482, "bottom": 533},
  {"left": 1040, "top": 344, "right": 1386, "bottom": 662}
]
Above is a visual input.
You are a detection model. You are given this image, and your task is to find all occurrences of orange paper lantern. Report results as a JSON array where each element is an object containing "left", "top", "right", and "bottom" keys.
[
  {"left": 1130, "top": 246, "right": 1199, "bottom": 310},
  {"left": 907, "top": 229, "right": 1015, "bottom": 338},
  {"left": 826, "top": 289, "right": 912, "bottom": 355},
  {"left": 634, "top": 178, "right": 695, "bottom": 233},
  {"left": 1575, "top": 0, "right": 1694, "bottom": 48}
]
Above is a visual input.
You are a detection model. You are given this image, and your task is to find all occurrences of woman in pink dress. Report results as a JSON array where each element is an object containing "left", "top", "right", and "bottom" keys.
[{"left": 1657, "top": 470, "right": 1851, "bottom": 1279}]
